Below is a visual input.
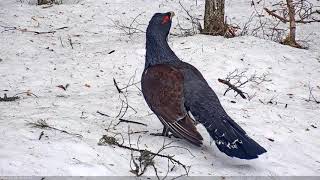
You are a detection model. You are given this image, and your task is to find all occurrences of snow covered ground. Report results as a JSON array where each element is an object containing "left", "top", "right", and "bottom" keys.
[{"left": 0, "top": 0, "right": 319, "bottom": 176}]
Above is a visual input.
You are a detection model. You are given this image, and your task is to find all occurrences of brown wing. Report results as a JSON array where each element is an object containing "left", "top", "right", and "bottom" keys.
[{"left": 141, "top": 64, "right": 203, "bottom": 146}]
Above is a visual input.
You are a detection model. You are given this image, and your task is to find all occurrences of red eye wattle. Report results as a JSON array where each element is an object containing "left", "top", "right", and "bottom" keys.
[{"left": 161, "top": 15, "right": 170, "bottom": 24}]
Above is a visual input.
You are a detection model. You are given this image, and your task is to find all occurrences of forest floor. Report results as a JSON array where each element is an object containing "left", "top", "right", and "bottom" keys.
[{"left": 0, "top": 0, "right": 319, "bottom": 177}]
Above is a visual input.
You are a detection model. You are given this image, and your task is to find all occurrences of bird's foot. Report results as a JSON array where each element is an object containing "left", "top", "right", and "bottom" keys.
[{"left": 150, "top": 126, "right": 181, "bottom": 139}]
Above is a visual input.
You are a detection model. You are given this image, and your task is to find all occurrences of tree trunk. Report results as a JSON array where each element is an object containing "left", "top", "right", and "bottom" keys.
[
  {"left": 203, "top": 0, "right": 225, "bottom": 36},
  {"left": 283, "top": 0, "right": 301, "bottom": 48}
]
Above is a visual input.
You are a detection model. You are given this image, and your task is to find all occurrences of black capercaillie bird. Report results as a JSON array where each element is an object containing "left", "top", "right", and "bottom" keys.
[{"left": 141, "top": 12, "right": 267, "bottom": 160}]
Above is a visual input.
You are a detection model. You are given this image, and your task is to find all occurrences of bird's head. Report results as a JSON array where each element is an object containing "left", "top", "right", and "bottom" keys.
[{"left": 146, "top": 12, "right": 175, "bottom": 39}]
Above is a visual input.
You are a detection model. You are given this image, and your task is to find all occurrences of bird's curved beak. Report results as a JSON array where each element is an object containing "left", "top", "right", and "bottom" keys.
[{"left": 169, "top": 11, "right": 175, "bottom": 20}]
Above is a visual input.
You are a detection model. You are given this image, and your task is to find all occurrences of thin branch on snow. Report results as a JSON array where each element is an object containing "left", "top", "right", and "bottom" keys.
[
  {"left": 26, "top": 119, "right": 83, "bottom": 138},
  {"left": 305, "top": 83, "right": 320, "bottom": 104},
  {"left": 107, "top": 12, "right": 146, "bottom": 37},
  {"left": 0, "top": 25, "right": 68, "bottom": 34},
  {"left": 175, "top": 1, "right": 202, "bottom": 36},
  {"left": 113, "top": 78, "right": 123, "bottom": 93},
  {"left": 113, "top": 73, "right": 139, "bottom": 120},
  {"left": 98, "top": 127, "right": 190, "bottom": 177},
  {"left": 14, "top": 90, "right": 39, "bottom": 98},
  {"left": 218, "top": 69, "right": 271, "bottom": 100},
  {"left": 116, "top": 118, "right": 148, "bottom": 127},
  {"left": 0, "top": 94, "right": 20, "bottom": 102},
  {"left": 218, "top": 78, "right": 247, "bottom": 99},
  {"left": 96, "top": 111, "right": 110, "bottom": 117},
  {"left": 241, "top": 1, "right": 287, "bottom": 42},
  {"left": 264, "top": 1, "right": 320, "bottom": 24},
  {"left": 0, "top": 90, "right": 38, "bottom": 102}
]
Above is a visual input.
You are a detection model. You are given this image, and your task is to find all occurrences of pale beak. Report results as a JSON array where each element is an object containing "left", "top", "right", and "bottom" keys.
[{"left": 169, "top": 11, "right": 175, "bottom": 20}]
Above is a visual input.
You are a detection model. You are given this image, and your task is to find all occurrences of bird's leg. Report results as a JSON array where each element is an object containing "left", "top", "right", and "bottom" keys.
[
  {"left": 162, "top": 125, "right": 170, "bottom": 136},
  {"left": 150, "top": 126, "right": 170, "bottom": 137},
  {"left": 150, "top": 126, "right": 181, "bottom": 139}
]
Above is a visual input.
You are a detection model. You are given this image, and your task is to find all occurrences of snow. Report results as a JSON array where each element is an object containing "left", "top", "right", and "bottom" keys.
[{"left": 0, "top": 0, "right": 319, "bottom": 176}]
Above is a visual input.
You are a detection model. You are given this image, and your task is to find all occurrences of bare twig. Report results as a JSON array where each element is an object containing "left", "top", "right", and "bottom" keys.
[
  {"left": 107, "top": 12, "right": 145, "bottom": 37},
  {"left": 119, "top": 81, "right": 141, "bottom": 91},
  {"left": 305, "top": 83, "right": 320, "bottom": 104},
  {"left": 113, "top": 74, "right": 138, "bottom": 119},
  {"left": 27, "top": 119, "right": 82, "bottom": 138},
  {"left": 113, "top": 78, "right": 123, "bottom": 93},
  {"left": 98, "top": 134, "right": 190, "bottom": 176},
  {"left": 218, "top": 78, "right": 247, "bottom": 99},
  {"left": 97, "top": 111, "right": 110, "bottom": 117},
  {"left": 14, "top": 91, "right": 39, "bottom": 98},
  {"left": 264, "top": 7, "right": 288, "bottom": 23},
  {"left": 0, "top": 25, "right": 68, "bottom": 34},
  {"left": 116, "top": 118, "right": 148, "bottom": 127},
  {"left": 0, "top": 94, "right": 19, "bottom": 102},
  {"left": 218, "top": 69, "right": 270, "bottom": 100},
  {"left": 39, "top": 131, "right": 44, "bottom": 140},
  {"left": 176, "top": 1, "right": 202, "bottom": 36}
]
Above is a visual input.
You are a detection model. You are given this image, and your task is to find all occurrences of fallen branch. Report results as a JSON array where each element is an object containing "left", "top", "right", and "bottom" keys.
[
  {"left": 14, "top": 91, "right": 39, "bottom": 98},
  {"left": 178, "top": 1, "right": 202, "bottom": 36},
  {"left": 116, "top": 118, "right": 148, "bottom": 127},
  {"left": 129, "top": 130, "right": 149, "bottom": 135},
  {"left": 97, "top": 111, "right": 110, "bottom": 117},
  {"left": 113, "top": 75, "right": 138, "bottom": 119},
  {"left": 0, "top": 94, "right": 19, "bottom": 102},
  {"left": 113, "top": 78, "right": 123, "bottom": 93},
  {"left": 218, "top": 69, "right": 270, "bottom": 100},
  {"left": 0, "top": 25, "right": 69, "bottom": 34},
  {"left": 218, "top": 78, "right": 247, "bottom": 99},
  {"left": 305, "top": 83, "right": 320, "bottom": 104},
  {"left": 264, "top": 8, "right": 288, "bottom": 23},
  {"left": 107, "top": 12, "right": 145, "bottom": 37},
  {"left": 98, "top": 134, "right": 189, "bottom": 176},
  {"left": 264, "top": 8, "right": 320, "bottom": 24},
  {"left": 39, "top": 131, "right": 44, "bottom": 140},
  {"left": 27, "top": 119, "right": 82, "bottom": 138}
]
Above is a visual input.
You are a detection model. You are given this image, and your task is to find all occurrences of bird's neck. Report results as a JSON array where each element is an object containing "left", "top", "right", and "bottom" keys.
[{"left": 145, "top": 34, "right": 179, "bottom": 68}]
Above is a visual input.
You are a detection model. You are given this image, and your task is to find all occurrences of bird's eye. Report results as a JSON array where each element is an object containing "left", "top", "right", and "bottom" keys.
[{"left": 161, "top": 15, "right": 170, "bottom": 24}]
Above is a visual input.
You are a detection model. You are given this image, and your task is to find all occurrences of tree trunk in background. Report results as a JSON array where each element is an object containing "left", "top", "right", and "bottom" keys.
[
  {"left": 283, "top": 0, "right": 301, "bottom": 48},
  {"left": 203, "top": 0, "right": 225, "bottom": 36}
]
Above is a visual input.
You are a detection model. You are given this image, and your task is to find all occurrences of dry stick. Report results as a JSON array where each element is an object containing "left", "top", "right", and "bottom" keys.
[
  {"left": 113, "top": 78, "right": 123, "bottom": 93},
  {"left": 14, "top": 91, "right": 39, "bottom": 98},
  {"left": 96, "top": 111, "right": 110, "bottom": 117},
  {"left": 115, "top": 100, "right": 126, "bottom": 118},
  {"left": 68, "top": 37, "right": 74, "bottom": 49},
  {"left": 218, "top": 78, "right": 247, "bottom": 99},
  {"left": 25, "top": 29, "right": 56, "bottom": 35},
  {"left": 0, "top": 25, "right": 68, "bottom": 34},
  {"left": 39, "top": 131, "right": 44, "bottom": 140},
  {"left": 113, "top": 77, "right": 138, "bottom": 118},
  {"left": 107, "top": 12, "right": 145, "bottom": 36},
  {"left": 112, "top": 77, "right": 141, "bottom": 127},
  {"left": 179, "top": 1, "right": 202, "bottom": 32},
  {"left": 119, "top": 81, "right": 141, "bottom": 91},
  {"left": 128, "top": 127, "right": 153, "bottom": 177},
  {"left": 264, "top": 7, "right": 320, "bottom": 24},
  {"left": 26, "top": 119, "right": 82, "bottom": 138},
  {"left": 264, "top": 8, "right": 288, "bottom": 23},
  {"left": 56, "top": 26, "right": 68, "bottom": 30},
  {"left": 0, "top": 94, "right": 19, "bottom": 102},
  {"left": 116, "top": 118, "right": 148, "bottom": 126},
  {"left": 129, "top": 130, "right": 149, "bottom": 135},
  {"left": 307, "top": 84, "right": 320, "bottom": 104},
  {"left": 99, "top": 135, "right": 189, "bottom": 176}
]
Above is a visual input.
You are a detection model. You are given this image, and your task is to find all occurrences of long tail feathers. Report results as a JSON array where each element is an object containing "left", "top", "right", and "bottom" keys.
[{"left": 204, "top": 117, "right": 267, "bottom": 160}]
